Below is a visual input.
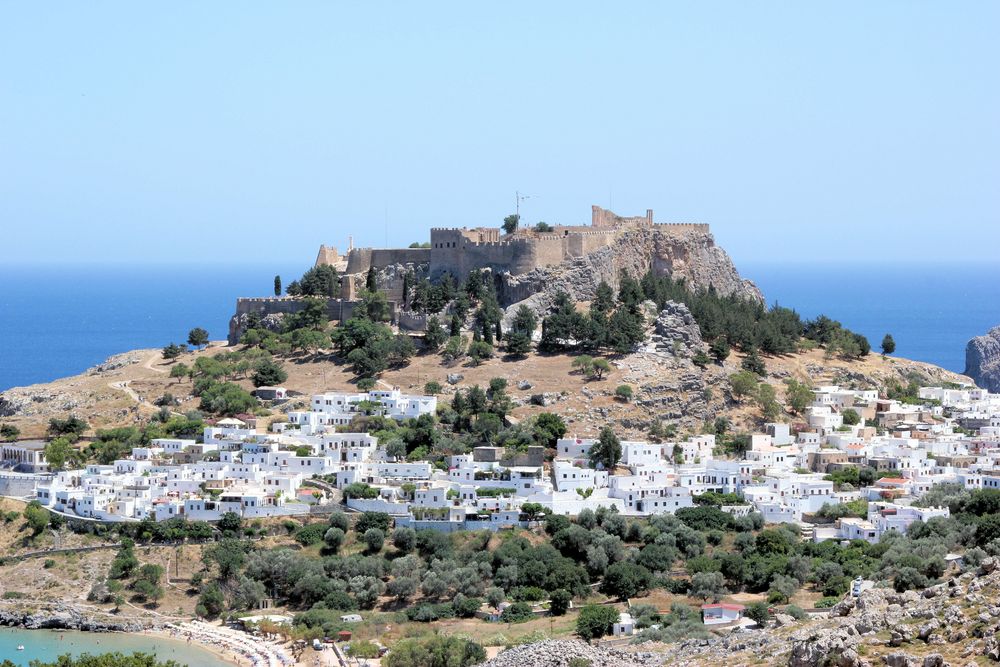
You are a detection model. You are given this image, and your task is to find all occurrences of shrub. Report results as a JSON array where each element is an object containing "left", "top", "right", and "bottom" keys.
[
  {"left": 500, "top": 601, "right": 534, "bottom": 623},
  {"left": 384, "top": 636, "right": 485, "bottom": 667},
  {"left": 614, "top": 385, "right": 634, "bottom": 402},
  {"left": 576, "top": 604, "right": 619, "bottom": 641},
  {"left": 295, "top": 523, "right": 327, "bottom": 546}
]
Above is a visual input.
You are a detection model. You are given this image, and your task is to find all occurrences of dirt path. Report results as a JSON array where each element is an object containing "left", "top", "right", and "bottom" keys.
[{"left": 144, "top": 350, "right": 167, "bottom": 373}]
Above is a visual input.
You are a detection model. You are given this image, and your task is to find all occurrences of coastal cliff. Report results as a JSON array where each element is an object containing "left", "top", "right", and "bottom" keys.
[{"left": 965, "top": 325, "right": 1000, "bottom": 392}]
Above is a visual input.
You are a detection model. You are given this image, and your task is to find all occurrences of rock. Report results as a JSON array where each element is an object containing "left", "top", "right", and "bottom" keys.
[
  {"left": 447, "top": 374, "right": 464, "bottom": 385},
  {"left": 516, "top": 380, "right": 532, "bottom": 390},
  {"left": 965, "top": 326, "right": 1000, "bottom": 392},
  {"left": 917, "top": 618, "right": 940, "bottom": 641},
  {"left": 882, "top": 653, "right": 921, "bottom": 667},
  {"left": 774, "top": 613, "right": 797, "bottom": 627},
  {"left": 643, "top": 301, "right": 704, "bottom": 357},
  {"left": 979, "top": 557, "right": 998, "bottom": 575},
  {"left": 498, "top": 225, "right": 763, "bottom": 329},
  {"left": 474, "top": 638, "right": 658, "bottom": 667}
]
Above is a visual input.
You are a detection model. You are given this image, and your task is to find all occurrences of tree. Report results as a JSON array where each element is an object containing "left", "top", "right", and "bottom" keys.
[
  {"left": 600, "top": 562, "right": 652, "bottom": 599},
  {"left": 273, "top": 275, "right": 282, "bottom": 296},
  {"left": 384, "top": 636, "right": 485, "bottom": 667},
  {"left": 589, "top": 426, "right": 622, "bottom": 470},
  {"left": 785, "top": 379, "right": 813, "bottom": 414},
  {"left": 366, "top": 266, "right": 378, "bottom": 292},
  {"left": 881, "top": 333, "right": 896, "bottom": 355},
  {"left": 690, "top": 571, "right": 726, "bottom": 601},
  {"left": 502, "top": 213, "right": 520, "bottom": 235},
  {"left": 572, "top": 355, "right": 594, "bottom": 377},
  {"left": 423, "top": 316, "right": 447, "bottom": 352},
  {"left": 710, "top": 338, "right": 731, "bottom": 364},
  {"left": 169, "top": 363, "right": 190, "bottom": 383},
  {"left": 323, "top": 527, "right": 346, "bottom": 552},
  {"left": 692, "top": 350, "right": 711, "bottom": 369},
  {"left": 0, "top": 424, "right": 21, "bottom": 441},
  {"left": 364, "top": 528, "right": 385, "bottom": 553},
  {"left": 768, "top": 573, "right": 798, "bottom": 604},
  {"left": 252, "top": 359, "right": 287, "bottom": 387},
  {"left": 187, "top": 327, "right": 210, "bottom": 349},
  {"left": 198, "top": 583, "right": 226, "bottom": 618},
  {"left": 591, "top": 358, "right": 611, "bottom": 379},
  {"left": 161, "top": 343, "right": 184, "bottom": 361},
  {"left": 218, "top": 511, "right": 243, "bottom": 535},
  {"left": 23, "top": 500, "right": 50, "bottom": 536},
  {"left": 43, "top": 437, "right": 77, "bottom": 471},
  {"left": 729, "top": 371, "right": 759, "bottom": 399},
  {"left": 576, "top": 604, "right": 619, "bottom": 641},
  {"left": 534, "top": 221, "right": 554, "bottom": 232},
  {"left": 549, "top": 588, "right": 572, "bottom": 616},
  {"left": 842, "top": 408, "right": 861, "bottom": 426},
  {"left": 468, "top": 340, "right": 493, "bottom": 365},
  {"left": 741, "top": 348, "right": 766, "bottom": 376},
  {"left": 745, "top": 601, "right": 770, "bottom": 627},
  {"left": 392, "top": 527, "right": 417, "bottom": 553},
  {"left": 756, "top": 383, "right": 780, "bottom": 420}
]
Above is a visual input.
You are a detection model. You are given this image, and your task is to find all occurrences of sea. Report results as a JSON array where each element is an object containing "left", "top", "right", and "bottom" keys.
[
  {"left": 0, "top": 628, "right": 232, "bottom": 666},
  {"left": 0, "top": 261, "right": 998, "bottom": 393}
]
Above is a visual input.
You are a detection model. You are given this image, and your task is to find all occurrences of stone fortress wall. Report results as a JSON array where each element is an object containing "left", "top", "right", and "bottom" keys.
[{"left": 230, "top": 204, "right": 723, "bottom": 342}]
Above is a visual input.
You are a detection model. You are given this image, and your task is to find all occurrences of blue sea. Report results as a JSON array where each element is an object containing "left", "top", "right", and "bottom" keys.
[
  {"left": 0, "top": 628, "right": 232, "bottom": 666},
  {"left": 0, "top": 263, "right": 301, "bottom": 392},
  {"left": 0, "top": 261, "right": 998, "bottom": 392}
]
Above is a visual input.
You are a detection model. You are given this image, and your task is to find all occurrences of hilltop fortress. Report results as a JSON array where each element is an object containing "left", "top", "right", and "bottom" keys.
[{"left": 230, "top": 205, "right": 759, "bottom": 343}]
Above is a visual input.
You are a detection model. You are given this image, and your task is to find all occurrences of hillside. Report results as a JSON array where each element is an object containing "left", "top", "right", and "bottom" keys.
[{"left": 0, "top": 335, "right": 970, "bottom": 442}]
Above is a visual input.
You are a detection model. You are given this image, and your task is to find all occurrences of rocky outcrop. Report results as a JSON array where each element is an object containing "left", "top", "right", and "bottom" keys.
[
  {"left": 965, "top": 325, "right": 1000, "bottom": 392},
  {"left": 500, "top": 226, "right": 760, "bottom": 326},
  {"left": 228, "top": 311, "right": 287, "bottom": 345},
  {"left": 475, "top": 639, "right": 661, "bottom": 667},
  {"left": 0, "top": 602, "right": 159, "bottom": 632},
  {"left": 643, "top": 301, "right": 704, "bottom": 357}
]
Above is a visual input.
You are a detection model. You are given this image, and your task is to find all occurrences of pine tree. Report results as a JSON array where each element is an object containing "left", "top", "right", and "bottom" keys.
[
  {"left": 366, "top": 266, "right": 378, "bottom": 292},
  {"left": 881, "top": 333, "right": 896, "bottom": 355},
  {"left": 273, "top": 275, "right": 282, "bottom": 296}
]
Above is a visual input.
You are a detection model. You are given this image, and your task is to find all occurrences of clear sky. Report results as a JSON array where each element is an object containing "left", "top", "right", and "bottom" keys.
[{"left": 1, "top": 2, "right": 997, "bottom": 268}]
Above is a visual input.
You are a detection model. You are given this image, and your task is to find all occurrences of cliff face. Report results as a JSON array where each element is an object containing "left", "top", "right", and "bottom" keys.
[
  {"left": 965, "top": 325, "right": 1000, "bottom": 392},
  {"left": 499, "top": 227, "right": 761, "bottom": 324}
]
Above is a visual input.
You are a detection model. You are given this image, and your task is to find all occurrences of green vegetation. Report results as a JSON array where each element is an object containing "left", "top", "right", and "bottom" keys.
[{"left": 0, "top": 654, "right": 185, "bottom": 667}]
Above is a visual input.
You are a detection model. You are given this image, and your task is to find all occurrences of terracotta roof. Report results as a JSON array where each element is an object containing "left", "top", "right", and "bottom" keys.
[{"left": 877, "top": 478, "right": 909, "bottom": 484}]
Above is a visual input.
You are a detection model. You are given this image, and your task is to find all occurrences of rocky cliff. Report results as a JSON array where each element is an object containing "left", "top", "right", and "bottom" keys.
[
  {"left": 965, "top": 326, "right": 1000, "bottom": 392},
  {"left": 499, "top": 226, "right": 760, "bottom": 326}
]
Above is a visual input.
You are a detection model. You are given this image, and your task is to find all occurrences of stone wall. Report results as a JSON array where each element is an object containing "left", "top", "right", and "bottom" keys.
[
  {"left": 592, "top": 204, "right": 653, "bottom": 228},
  {"left": 227, "top": 297, "right": 400, "bottom": 344},
  {"left": 344, "top": 247, "right": 430, "bottom": 274}
]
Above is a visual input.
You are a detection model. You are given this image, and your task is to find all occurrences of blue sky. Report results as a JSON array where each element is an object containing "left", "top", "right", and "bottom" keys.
[{"left": 1, "top": 2, "right": 997, "bottom": 268}]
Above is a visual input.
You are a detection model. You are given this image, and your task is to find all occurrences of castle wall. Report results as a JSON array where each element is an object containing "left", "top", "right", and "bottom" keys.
[
  {"left": 592, "top": 205, "right": 653, "bottom": 228},
  {"left": 228, "top": 297, "right": 401, "bottom": 344},
  {"left": 344, "top": 248, "right": 430, "bottom": 274}
]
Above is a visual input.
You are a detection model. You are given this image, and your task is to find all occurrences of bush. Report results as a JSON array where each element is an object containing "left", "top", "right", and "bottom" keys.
[
  {"left": 500, "top": 601, "right": 534, "bottom": 623},
  {"left": 549, "top": 588, "right": 571, "bottom": 616},
  {"left": 785, "top": 604, "right": 806, "bottom": 620},
  {"left": 614, "top": 384, "right": 634, "bottom": 402},
  {"left": 424, "top": 381, "right": 442, "bottom": 395},
  {"left": 384, "top": 635, "right": 486, "bottom": 667},
  {"left": 576, "top": 604, "right": 619, "bottom": 641},
  {"left": 295, "top": 523, "right": 327, "bottom": 546},
  {"left": 815, "top": 596, "right": 841, "bottom": 608}
]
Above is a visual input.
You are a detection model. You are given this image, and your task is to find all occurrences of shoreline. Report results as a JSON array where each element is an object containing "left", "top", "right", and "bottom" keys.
[
  {"left": 147, "top": 626, "right": 242, "bottom": 666},
  {"left": 0, "top": 625, "right": 240, "bottom": 667}
]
